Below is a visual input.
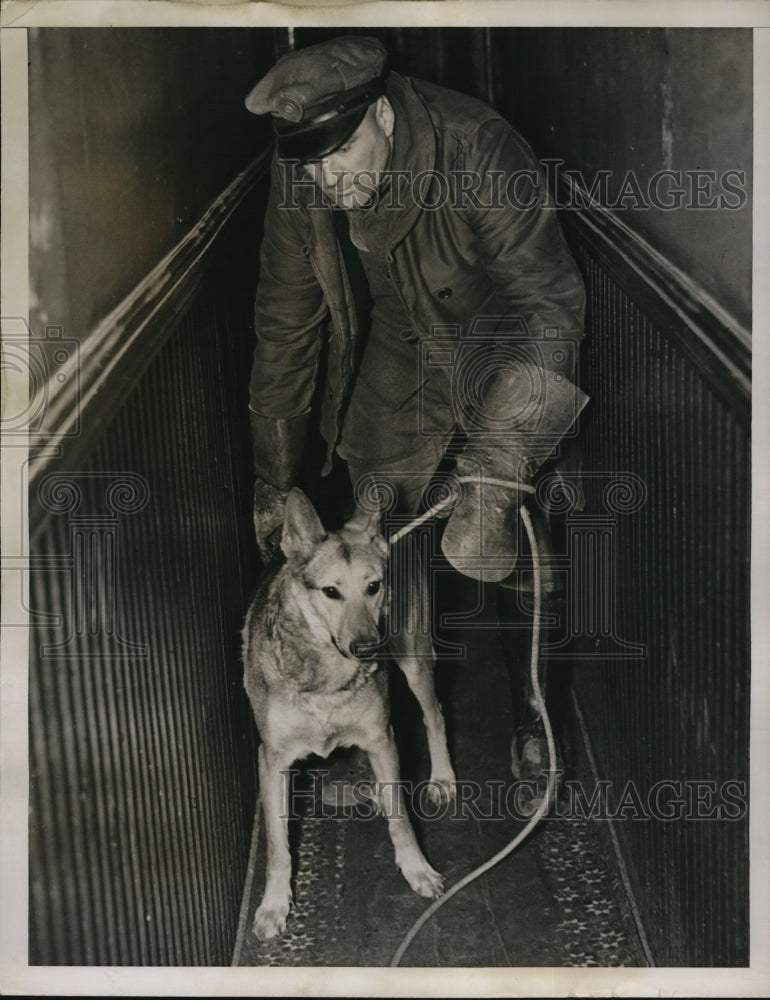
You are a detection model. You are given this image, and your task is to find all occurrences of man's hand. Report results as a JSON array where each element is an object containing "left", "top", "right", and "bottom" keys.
[
  {"left": 253, "top": 478, "right": 288, "bottom": 567},
  {"left": 248, "top": 409, "right": 309, "bottom": 567}
]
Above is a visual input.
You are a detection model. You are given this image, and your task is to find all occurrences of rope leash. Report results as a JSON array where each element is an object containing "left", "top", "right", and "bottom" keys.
[
  {"left": 386, "top": 484, "right": 557, "bottom": 968},
  {"left": 388, "top": 474, "right": 536, "bottom": 546}
]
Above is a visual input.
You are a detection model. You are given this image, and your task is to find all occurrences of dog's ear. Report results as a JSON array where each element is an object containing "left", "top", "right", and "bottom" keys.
[{"left": 281, "top": 488, "right": 327, "bottom": 562}]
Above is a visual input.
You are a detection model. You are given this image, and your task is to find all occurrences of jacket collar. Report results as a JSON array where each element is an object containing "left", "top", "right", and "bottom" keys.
[{"left": 379, "top": 71, "right": 436, "bottom": 250}]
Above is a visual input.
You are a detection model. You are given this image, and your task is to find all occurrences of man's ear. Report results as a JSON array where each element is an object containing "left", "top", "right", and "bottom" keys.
[
  {"left": 375, "top": 96, "right": 395, "bottom": 139},
  {"left": 281, "top": 488, "right": 326, "bottom": 562}
]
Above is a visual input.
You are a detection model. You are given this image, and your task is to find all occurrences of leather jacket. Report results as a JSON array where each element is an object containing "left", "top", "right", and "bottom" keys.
[{"left": 249, "top": 71, "right": 586, "bottom": 483}]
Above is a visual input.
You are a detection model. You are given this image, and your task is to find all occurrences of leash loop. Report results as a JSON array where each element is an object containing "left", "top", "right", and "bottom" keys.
[{"left": 388, "top": 475, "right": 535, "bottom": 546}]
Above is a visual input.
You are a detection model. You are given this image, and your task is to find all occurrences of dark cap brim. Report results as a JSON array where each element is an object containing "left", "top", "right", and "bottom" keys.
[{"left": 275, "top": 104, "right": 369, "bottom": 161}]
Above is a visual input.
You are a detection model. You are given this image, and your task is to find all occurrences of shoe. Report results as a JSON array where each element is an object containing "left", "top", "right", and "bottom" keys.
[
  {"left": 319, "top": 747, "right": 376, "bottom": 810},
  {"left": 510, "top": 717, "right": 564, "bottom": 816}
]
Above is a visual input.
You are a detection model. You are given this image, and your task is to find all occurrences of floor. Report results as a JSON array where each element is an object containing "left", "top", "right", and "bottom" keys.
[{"left": 233, "top": 563, "right": 647, "bottom": 968}]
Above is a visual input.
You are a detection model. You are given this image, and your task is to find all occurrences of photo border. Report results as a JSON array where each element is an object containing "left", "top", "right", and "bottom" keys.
[{"left": 2, "top": 2, "right": 768, "bottom": 996}]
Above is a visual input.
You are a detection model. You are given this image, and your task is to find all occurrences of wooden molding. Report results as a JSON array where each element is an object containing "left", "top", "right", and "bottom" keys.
[
  {"left": 29, "top": 150, "right": 272, "bottom": 491},
  {"left": 558, "top": 173, "right": 751, "bottom": 423}
]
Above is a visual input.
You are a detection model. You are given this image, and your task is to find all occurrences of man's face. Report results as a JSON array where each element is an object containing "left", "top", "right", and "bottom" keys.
[{"left": 302, "top": 98, "right": 394, "bottom": 210}]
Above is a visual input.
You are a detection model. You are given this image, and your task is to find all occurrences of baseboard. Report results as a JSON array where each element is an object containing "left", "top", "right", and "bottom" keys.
[
  {"left": 569, "top": 688, "right": 656, "bottom": 967},
  {"left": 231, "top": 799, "right": 263, "bottom": 967}
]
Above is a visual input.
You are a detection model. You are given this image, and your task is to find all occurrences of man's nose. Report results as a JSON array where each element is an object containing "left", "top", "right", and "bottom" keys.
[{"left": 320, "top": 160, "right": 341, "bottom": 190}]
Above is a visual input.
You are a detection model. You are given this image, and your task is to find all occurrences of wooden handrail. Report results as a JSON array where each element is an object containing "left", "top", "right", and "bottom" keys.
[
  {"left": 29, "top": 149, "right": 272, "bottom": 492},
  {"left": 558, "top": 173, "right": 751, "bottom": 425}
]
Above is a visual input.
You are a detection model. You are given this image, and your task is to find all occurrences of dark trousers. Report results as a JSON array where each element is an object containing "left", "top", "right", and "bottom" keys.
[{"left": 345, "top": 435, "right": 548, "bottom": 736}]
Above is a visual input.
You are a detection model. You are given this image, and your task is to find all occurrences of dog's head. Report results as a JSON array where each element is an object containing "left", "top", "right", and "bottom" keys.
[{"left": 281, "top": 488, "right": 388, "bottom": 660}]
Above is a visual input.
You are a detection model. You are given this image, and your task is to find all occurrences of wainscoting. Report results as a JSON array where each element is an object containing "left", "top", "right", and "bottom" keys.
[
  {"left": 559, "top": 181, "right": 750, "bottom": 966},
  {"left": 28, "top": 165, "right": 268, "bottom": 965}
]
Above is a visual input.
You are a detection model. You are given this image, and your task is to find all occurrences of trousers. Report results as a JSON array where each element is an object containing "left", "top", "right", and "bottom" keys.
[{"left": 345, "top": 432, "right": 547, "bottom": 731}]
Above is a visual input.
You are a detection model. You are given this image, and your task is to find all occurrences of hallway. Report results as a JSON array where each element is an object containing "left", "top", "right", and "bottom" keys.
[
  {"left": 20, "top": 24, "right": 751, "bottom": 976},
  {"left": 234, "top": 573, "right": 646, "bottom": 968}
]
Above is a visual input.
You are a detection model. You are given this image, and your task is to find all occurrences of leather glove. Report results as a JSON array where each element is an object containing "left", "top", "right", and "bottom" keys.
[
  {"left": 248, "top": 408, "right": 310, "bottom": 567},
  {"left": 253, "top": 478, "right": 288, "bottom": 567},
  {"left": 442, "top": 364, "right": 588, "bottom": 582}
]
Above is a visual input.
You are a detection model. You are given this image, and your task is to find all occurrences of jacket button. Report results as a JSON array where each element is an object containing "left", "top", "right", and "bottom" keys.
[{"left": 438, "top": 287, "right": 452, "bottom": 299}]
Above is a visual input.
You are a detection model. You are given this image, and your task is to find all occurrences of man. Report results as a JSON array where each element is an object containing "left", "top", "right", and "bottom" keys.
[{"left": 244, "top": 35, "right": 588, "bottom": 804}]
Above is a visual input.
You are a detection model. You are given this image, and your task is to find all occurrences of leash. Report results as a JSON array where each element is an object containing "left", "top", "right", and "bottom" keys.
[
  {"left": 387, "top": 474, "right": 536, "bottom": 546},
  {"left": 386, "top": 481, "right": 557, "bottom": 968}
]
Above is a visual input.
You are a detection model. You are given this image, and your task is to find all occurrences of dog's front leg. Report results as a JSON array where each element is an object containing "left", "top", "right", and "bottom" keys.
[
  {"left": 365, "top": 727, "right": 444, "bottom": 899},
  {"left": 253, "top": 743, "right": 293, "bottom": 940}
]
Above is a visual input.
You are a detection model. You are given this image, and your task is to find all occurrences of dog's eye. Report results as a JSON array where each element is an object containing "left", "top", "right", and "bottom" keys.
[
  {"left": 367, "top": 581, "right": 381, "bottom": 596},
  {"left": 322, "top": 586, "right": 342, "bottom": 600}
]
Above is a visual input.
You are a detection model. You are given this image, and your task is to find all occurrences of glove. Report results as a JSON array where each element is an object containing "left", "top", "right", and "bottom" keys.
[
  {"left": 441, "top": 364, "right": 588, "bottom": 582},
  {"left": 248, "top": 408, "right": 310, "bottom": 567},
  {"left": 253, "top": 478, "right": 288, "bottom": 567},
  {"left": 441, "top": 445, "right": 531, "bottom": 582}
]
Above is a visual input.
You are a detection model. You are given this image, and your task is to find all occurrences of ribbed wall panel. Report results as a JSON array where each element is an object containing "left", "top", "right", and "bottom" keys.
[
  {"left": 29, "top": 220, "right": 260, "bottom": 965},
  {"left": 566, "top": 240, "right": 750, "bottom": 966}
]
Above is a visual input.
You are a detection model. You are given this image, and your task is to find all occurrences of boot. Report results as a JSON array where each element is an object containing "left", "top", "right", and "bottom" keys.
[
  {"left": 319, "top": 747, "right": 377, "bottom": 810},
  {"left": 510, "top": 716, "right": 564, "bottom": 817},
  {"left": 498, "top": 581, "right": 566, "bottom": 816}
]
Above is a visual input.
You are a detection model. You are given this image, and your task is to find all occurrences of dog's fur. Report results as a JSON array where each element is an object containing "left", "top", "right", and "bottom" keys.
[{"left": 242, "top": 488, "right": 454, "bottom": 940}]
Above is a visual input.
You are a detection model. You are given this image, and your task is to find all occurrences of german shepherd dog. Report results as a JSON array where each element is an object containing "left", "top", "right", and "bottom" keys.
[{"left": 243, "top": 488, "right": 454, "bottom": 940}]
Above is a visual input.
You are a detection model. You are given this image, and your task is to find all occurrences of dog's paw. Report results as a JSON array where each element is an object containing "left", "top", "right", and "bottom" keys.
[
  {"left": 400, "top": 857, "right": 444, "bottom": 899},
  {"left": 252, "top": 900, "right": 291, "bottom": 940}
]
